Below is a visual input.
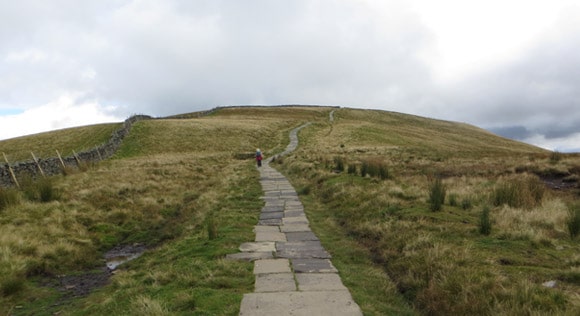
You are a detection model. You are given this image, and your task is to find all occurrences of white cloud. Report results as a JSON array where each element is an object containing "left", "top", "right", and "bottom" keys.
[
  {"left": 524, "top": 133, "right": 580, "bottom": 153},
  {"left": 1, "top": 0, "right": 580, "bottom": 152},
  {"left": 0, "top": 93, "right": 121, "bottom": 140}
]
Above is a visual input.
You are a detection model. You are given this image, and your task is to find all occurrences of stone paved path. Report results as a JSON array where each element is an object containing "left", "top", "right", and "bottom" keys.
[{"left": 230, "top": 123, "right": 362, "bottom": 316}]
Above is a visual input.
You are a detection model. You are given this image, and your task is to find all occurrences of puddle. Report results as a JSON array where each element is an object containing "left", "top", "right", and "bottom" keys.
[{"left": 104, "top": 244, "right": 147, "bottom": 270}]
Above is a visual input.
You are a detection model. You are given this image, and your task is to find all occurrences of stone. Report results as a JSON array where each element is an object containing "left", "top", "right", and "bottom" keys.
[
  {"left": 283, "top": 216, "right": 309, "bottom": 225},
  {"left": 255, "top": 232, "right": 287, "bottom": 242},
  {"left": 239, "top": 291, "right": 362, "bottom": 316},
  {"left": 239, "top": 242, "right": 276, "bottom": 253},
  {"left": 254, "top": 259, "right": 292, "bottom": 274},
  {"left": 260, "top": 212, "right": 284, "bottom": 220},
  {"left": 296, "top": 273, "right": 347, "bottom": 291},
  {"left": 255, "top": 273, "right": 296, "bottom": 292},
  {"left": 262, "top": 206, "right": 284, "bottom": 213},
  {"left": 284, "top": 210, "right": 306, "bottom": 218},
  {"left": 276, "top": 241, "right": 331, "bottom": 259},
  {"left": 292, "top": 259, "right": 337, "bottom": 273},
  {"left": 259, "top": 219, "right": 283, "bottom": 226},
  {"left": 225, "top": 252, "right": 273, "bottom": 261},
  {"left": 254, "top": 226, "right": 280, "bottom": 233},
  {"left": 285, "top": 231, "right": 319, "bottom": 242},
  {"left": 280, "top": 224, "right": 311, "bottom": 233}
]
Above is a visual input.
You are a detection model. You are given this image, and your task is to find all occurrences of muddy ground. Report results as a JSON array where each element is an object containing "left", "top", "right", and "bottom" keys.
[{"left": 39, "top": 244, "right": 146, "bottom": 309}]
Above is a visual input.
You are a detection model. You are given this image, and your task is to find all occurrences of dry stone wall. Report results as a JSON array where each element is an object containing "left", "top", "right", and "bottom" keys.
[{"left": 0, "top": 115, "right": 152, "bottom": 187}]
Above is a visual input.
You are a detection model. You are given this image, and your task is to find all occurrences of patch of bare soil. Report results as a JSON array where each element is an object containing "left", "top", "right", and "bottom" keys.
[
  {"left": 541, "top": 175, "right": 578, "bottom": 191},
  {"left": 40, "top": 244, "right": 147, "bottom": 309}
]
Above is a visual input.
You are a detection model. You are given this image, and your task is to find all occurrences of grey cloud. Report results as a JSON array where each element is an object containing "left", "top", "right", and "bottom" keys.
[
  {"left": 488, "top": 126, "right": 534, "bottom": 140},
  {"left": 1, "top": 1, "right": 580, "bottom": 151},
  {"left": 85, "top": 0, "right": 435, "bottom": 116},
  {"left": 444, "top": 11, "right": 580, "bottom": 144}
]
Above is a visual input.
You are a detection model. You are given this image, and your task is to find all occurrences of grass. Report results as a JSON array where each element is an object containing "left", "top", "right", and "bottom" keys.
[
  {"left": 0, "top": 106, "right": 327, "bottom": 315},
  {"left": 276, "top": 108, "right": 580, "bottom": 315},
  {"left": 428, "top": 176, "right": 446, "bottom": 212},
  {"left": 568, "top": 203, "right": 580, "bottom": 239},
  {"left": 1, "top": 106, "right": 579, "bottom": 315},
  {"left": 0, "top": 123, "right": 120, "bottom": 161},
  {"left": 479, "top": 206, "right": 492, "bottom": 235}
]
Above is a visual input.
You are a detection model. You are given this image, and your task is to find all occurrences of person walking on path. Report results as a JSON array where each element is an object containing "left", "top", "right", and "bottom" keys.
[{"left": 256, "top": 148, "right": 263, "bottom": 167}]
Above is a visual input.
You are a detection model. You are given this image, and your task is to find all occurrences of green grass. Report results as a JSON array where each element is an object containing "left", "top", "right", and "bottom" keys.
[
  {"left": 0, "top": 123, "right": 121, "bottom": 161},
  {"left": 1, "top": 106, "right": 579, "bottom": 315},
  {"left": 0, "top": 106, "right": 327, "bottom": 315},
  {"left": 276, "top": 108, "right": 580, "bottom": 315}
]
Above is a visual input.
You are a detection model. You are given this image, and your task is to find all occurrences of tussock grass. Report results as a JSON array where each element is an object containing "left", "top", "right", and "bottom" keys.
[
  {"left": 427, "top": 176, "right": 446, "bottom": 212},
  {"left": 2, "top": 106, "right": 579, "bottom": 315},
  {"left": 0, "top": 123, "right": 120, "bottom": 161},
  {"left": 0, "top": 106, "right": 327, "bottom": 315},
  {"left": 491, "top": 174, "right": 545, "bottom": 209},
  {"left": 276, "top": 108, "right": 580, "bottom": 315},
  {"left": 567, "top": 203, "right": 580, "bottom": 239},
  {"left": 479, "top": 206, "right": 492, "bottom": 235},
  {"left": 0, "top": 187, "right": 19, "bottom": 211}
]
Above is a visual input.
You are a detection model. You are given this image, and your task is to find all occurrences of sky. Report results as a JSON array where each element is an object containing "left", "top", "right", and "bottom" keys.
[{"left": 1, "top": 0, "right": 579, "bottom": 152}]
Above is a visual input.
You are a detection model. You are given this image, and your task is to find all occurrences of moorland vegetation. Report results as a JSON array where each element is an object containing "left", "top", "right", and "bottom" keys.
[{"left": 0, "top": 106, "right": 579, "bottom": 315}]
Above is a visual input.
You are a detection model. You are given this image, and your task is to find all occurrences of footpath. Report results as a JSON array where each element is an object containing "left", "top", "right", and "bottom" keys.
[{"left": 228, "top": 122, "right": 362, "bottom": 316}]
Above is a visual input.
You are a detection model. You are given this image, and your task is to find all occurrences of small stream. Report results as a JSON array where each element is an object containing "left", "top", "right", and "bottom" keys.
[{"left": 104, "top": 244, "right": 147, "bottom": 270}]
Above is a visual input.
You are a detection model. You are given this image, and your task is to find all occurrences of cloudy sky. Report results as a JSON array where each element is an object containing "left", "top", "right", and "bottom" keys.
[{"left": 1, "top": 0, "right": 579, "bottom": 152}]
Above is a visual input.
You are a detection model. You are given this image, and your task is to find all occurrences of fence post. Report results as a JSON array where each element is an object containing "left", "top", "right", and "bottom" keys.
[
  {"left": 31, "top": 151, "right": 46, "bottom": 178},
  {"left": 56, "top": 150, "right": 66, "bottom": 171},
  {"left": 95, "top": 146, "right": 103, "bottom": 161},
  {"left": 2, "top": 152, "right": 20, "bottom": 188},
  {"left": 72, "top": 150, "right": 81, "bottom": 167}
]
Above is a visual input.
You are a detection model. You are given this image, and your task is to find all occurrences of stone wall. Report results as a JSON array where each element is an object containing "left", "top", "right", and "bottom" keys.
[{"left": 0, "top": 115, "right": 152, "bottom": 187}]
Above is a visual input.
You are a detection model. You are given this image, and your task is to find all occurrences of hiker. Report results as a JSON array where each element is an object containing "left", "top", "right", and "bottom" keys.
[{"left": 256, "top": 149, "right": 263, "bottom": 167}]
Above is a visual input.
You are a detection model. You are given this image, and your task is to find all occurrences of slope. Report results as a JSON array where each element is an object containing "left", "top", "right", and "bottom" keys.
[{"left": 1, "top": 106, "right": 578, "bottom": 315}]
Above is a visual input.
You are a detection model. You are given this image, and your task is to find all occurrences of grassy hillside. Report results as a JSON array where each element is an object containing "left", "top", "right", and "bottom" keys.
[
  {"left": 1, "top": 106, "right": 579, "bottom": 315},
  {"left": 0, "top": 123, "right": 121, "bottom": 162},
  {"left": 275, "top": 108, "right": 580, "bottom": 315}
]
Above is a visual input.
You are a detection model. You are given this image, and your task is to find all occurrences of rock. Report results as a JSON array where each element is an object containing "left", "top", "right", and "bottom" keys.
[{"left": 542, "top": 280, "right": 557, "bottom": 288}]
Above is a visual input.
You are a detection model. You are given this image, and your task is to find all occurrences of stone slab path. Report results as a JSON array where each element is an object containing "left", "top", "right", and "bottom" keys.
[{"left": 229, "top": 123, "right": 363, "bottom": 316}]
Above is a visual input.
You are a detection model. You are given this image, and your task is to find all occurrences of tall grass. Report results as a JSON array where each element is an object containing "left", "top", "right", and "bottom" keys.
[
  {"left": 0, "top": 106, "right": 321, "bottom": 315},
  {"left": 479, "top": 206, "right": 492, "bottom": 235},
  {"left": 334, "top": 156, "right": 345, "bottom": 172},
  {"left": 360, "top": 159, "right": 390, "bottom": 180},
  {"left": 428, "top": 177, "right": 446, "bottom": 212},
  {"left": 567, "top": 203, "right": 580, "bottom": 239},
  {"left": 273, "top": 108, "right": 579, "bottom": 315},
  {"left": 0, "top": 188, "right": 19, "bottom": 211},
  {"left": 491, "top": 174, "right": 545, "bottom": 209}
]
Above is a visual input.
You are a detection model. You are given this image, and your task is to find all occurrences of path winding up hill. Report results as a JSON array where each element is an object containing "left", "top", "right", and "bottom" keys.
[{"left": 230, "top": 122, "right": 363, "bottom": 315}]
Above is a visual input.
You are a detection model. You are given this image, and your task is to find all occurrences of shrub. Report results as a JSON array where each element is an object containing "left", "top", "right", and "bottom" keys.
[
  {"left": 360, "top": 161, "right": 369, "bottom": 177},
  {"left": 428, "top": 177, "right": 446, "bottom": 212},
  {"left": 21, "top": 177, "right": 61, "bottom": 202},
  {"left": 347, "top": 164, "right": 357, "bottom": 175},
  {"left": 298, "top": 185, "right": 311, "bottom": 195},
  {"left": 492, "top": 175, "right": 544, "bottom": 209},
  {"left": 550, "top": 151, "right": 562, "bottom": 164},
  {"left": 0, "top": 187, "right": 20, "bottom": 211},
  {"left": 206, "top": 216, "right": 218, "bottom": 240},
  {"left": 567, "top": 204, "right": 580, "bottom": 239},
  {"left": 360, "top": 159, "right": 390, "bottom": 180},
  {"left": 378, "top": 164, "right": 390, "bottom": 180},
  {"left": 38, "top": 178, "right": 61, "bottom": 202},
  {"left": 1, "top": 275, "right": 25, "bottom": 297},
  {"left": 461, "top": 197, "right": 473, "bottom": 210},
  {"left": 333, "top": 156, "right": 345, "bottom": 172},
  {"left": 448, "top": 193, "right": 458, "bottom": 207},
  {"left": 479, "top": 206, "right": 492, "bottom": 235}
]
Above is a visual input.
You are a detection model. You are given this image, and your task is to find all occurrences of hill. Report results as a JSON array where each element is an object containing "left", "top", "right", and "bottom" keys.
[{"left": 0, "top": 106, "right": 578, "bottom": 315}]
